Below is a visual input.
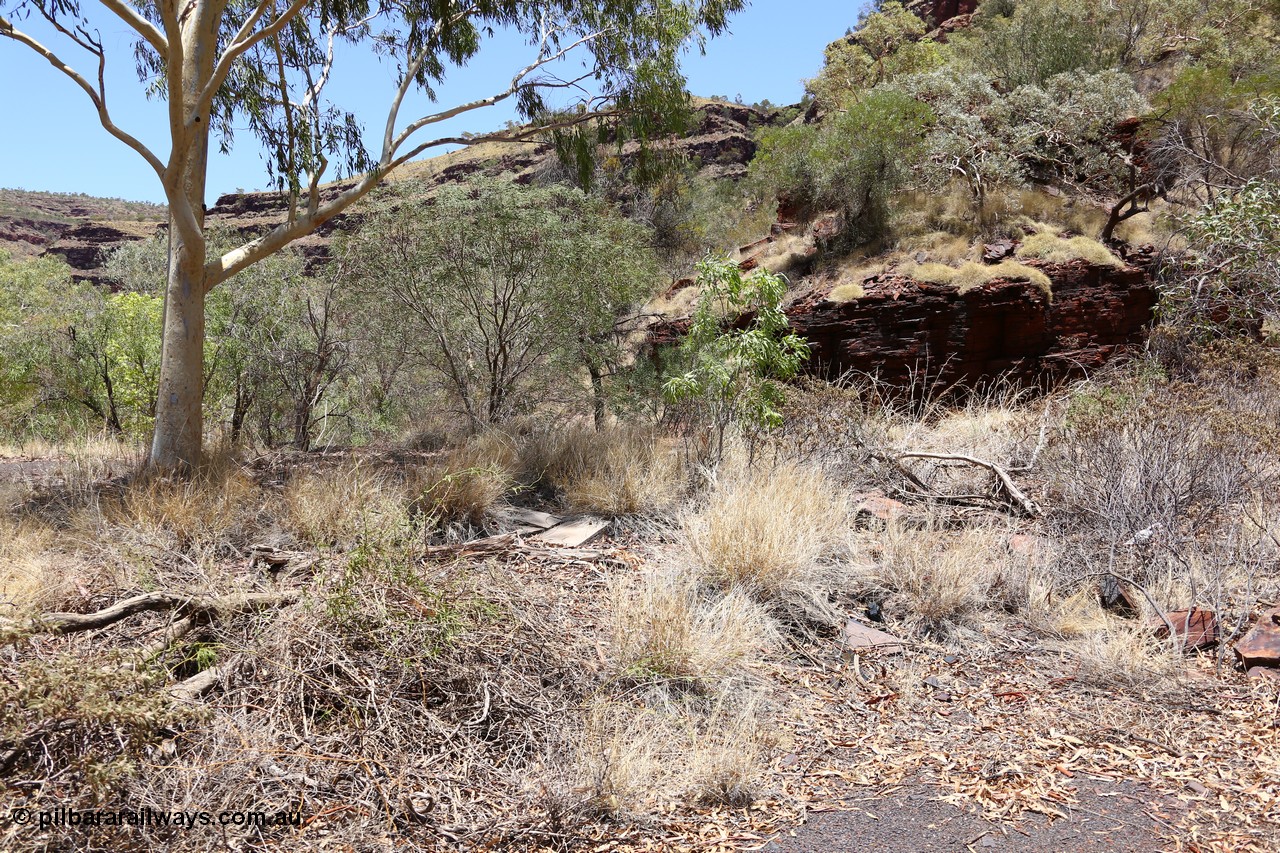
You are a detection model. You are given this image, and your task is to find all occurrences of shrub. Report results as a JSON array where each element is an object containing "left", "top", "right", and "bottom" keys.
[
  {"left": 751, "top": 89, "right": 933, "bottom": 244},
  {"left": 663, "top": 259, "right": 810, "bottom": 466},
  {"left": 955, "top": 0, "right": 1121, "bottom": 89}
]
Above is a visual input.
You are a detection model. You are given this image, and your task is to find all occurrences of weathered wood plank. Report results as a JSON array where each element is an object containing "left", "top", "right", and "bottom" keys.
[{"left": 535, "top": 517, "right": 610, "bottom": 547}]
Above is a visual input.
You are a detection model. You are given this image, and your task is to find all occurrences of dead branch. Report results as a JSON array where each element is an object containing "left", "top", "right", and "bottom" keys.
[
  {"left": 168, "top": 656, "right": 243, "bottom": 702},
  {"left": 2, "top": 591, "right": 300, "bottom": 642},
  {"left": 895, "top": 451, "right": 1041, "bottom": 518}
]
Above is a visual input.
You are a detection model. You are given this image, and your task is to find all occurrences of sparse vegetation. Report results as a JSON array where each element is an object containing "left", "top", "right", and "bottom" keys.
[{"left": 3, "top": 0, "right": 1280, "bottom": 849}]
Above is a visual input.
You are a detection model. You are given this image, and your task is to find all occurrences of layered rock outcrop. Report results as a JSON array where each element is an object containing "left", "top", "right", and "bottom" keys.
[
  {"left": 650, "top": 222, "right": 1158, "bottom": 391},
  {"left": 787, "top": 261, "right": 1156, "bottom": 389}
]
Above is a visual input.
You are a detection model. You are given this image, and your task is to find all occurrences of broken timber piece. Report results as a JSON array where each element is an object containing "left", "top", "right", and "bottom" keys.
[
  {"left": 843, "top": 618, "right": 905, "bottom": 654},
  {"left": 1235, "top": 606, "right": 1280, "bottom": 669},
  {"left": 535, "top": 517, "right": 610, "bottom": 548},
  {"left": 496, "top": 507, "right": 563, "bottom": 530}
]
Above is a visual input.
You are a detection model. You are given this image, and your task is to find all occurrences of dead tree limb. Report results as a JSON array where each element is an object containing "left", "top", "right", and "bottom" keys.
[
  {"left": 2, "top": 591, "right": 300, "bottom": 642},
  {"left": 168, "top": 656, "right": 243, "bottom": 702},
  {"left": 896, "top": 452, "right": 1041, "bottom": 518}
]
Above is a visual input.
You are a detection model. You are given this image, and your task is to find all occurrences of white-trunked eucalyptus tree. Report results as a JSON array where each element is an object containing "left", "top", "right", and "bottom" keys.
[{"left": 0, "top": 0, "right": 744, "bottom": 471}]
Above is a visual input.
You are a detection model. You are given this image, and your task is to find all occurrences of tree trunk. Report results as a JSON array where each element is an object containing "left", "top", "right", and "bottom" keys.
[
  {"left": 149, "top": 20, "right": 214, "bottom": 474},
  {"left": 588, "top": 360, "right": 606, "bottom": 430},
  {"left": 150, "top": 245, "right": 206, "bottom": 472}
]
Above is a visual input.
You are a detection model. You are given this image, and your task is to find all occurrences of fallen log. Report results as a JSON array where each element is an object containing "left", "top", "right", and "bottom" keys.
[
  {"left": 1, "top": 590, "right": 300, "bottom": 642},
  {"left": 894, "top": 451, "right": 1041, "bottom": 518}
]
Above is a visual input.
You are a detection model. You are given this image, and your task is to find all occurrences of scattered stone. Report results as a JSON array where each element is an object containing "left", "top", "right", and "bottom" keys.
[
  {"left": 1235, "top": 607, "right": 1280, "bottom": 669},
  {"left": 914, "top": 251, "right": 929, "bottom": 264},
  {"left": 853, "top": 492, "right": 908, "bottom": 523},
  {"left": 843, "top": 618, "right": 906, "bottom": 654},
  {"left": 982, "top": 240, "right": 1014, "bottom": 262},
  {"left": 1148, "top": 608, "right": 1219, "bottom": 651},
  {"left": 1246, "top": 666, "right": 1280, "bottom": 686},
  {"left": 944, "top": 654, "right": 959, "bottom": 664}
]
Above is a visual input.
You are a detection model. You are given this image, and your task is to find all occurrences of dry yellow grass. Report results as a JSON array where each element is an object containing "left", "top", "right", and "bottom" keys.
[
  {"left": 611, "top": 567, "right": 773, "bottom": 685},
  {"left": 862, "top": 522, "right": 1010, "bottom": 635},
  {"left": 100, "top": 461, "right": 261, "bottom": 554},
  {"left": 0, "top": 517, "right": 57, "bottom": 613},
  {"left": 1016, "top": 227, "right": 1122, "bottom": 266},
  {"left": 685, "top": 462, "right": 847, "bottom": 617},
  {"left": 828, "top": 282, "right": 865, "bottom": 302},
  {"left": 519, "top": 426, "right": 683, "bottom": 516},
  {"left": 1068, "top": 617, "right": 1184, "bottom": 690},
  {"left": 284, "top": 462, "right": 398, "bottom": 548},
  {"left": 893, "top": 259, "right": 1052, "bottom": 295},
  {"left": 899, "top": 230, "right": 976, "bottom": 264},
  {"left": 572, "top": 695, "right": 772, "bottom": 816}
]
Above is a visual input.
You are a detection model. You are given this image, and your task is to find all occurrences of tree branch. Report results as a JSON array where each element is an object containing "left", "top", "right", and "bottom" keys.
[
  {"left": 98, "top": 0, "right": 168, "bottom": 59},
  {"left": 0, "top": 16, "right": 165, "bottom": 179},
  {"left": 896, "top": 451, "right": 1041, "bottom": 517}
]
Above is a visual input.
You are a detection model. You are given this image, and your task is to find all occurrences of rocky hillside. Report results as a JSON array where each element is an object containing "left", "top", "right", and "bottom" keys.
[
  {"left": 25, "top": 100, "right": 777, "bottom": 284},
  {"left": 0, "top": 189, "right": 165, "bottom": 278}
]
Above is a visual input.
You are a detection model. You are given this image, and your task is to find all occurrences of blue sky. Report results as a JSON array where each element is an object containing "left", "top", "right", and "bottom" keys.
[{"left": 0, "top": 2, "right": 861, "bottom": 205}]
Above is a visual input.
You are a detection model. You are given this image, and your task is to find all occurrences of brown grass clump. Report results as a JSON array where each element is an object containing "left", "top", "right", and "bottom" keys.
[
  {"left": 570, "top": 697, "right": 772, "bottom": 818},
  {"left": 685, "top": 462, "right": 847, "bottom": 620},
  {"left": 611, "top": 567, "right": 772, "bottom": 686},
  {"left": 0, "top": 517, "right": 58, "bottom": 613},
  {"left": 410, "top": 461, "right": 513, "bottom": 528},
  {"left": 861, "top": 522, "right": 1011, "bottom": 635},
  {"left": 283, "top": 461, "right": 399, "bottom": 548},
  {"left": 1067, "top": 618, "right": 1183, "bottom": 690},
  {"left": 104, "top": 469, "right": 262, "bottom": 554},
  {"left": 523, "top": 426, "right": 683, "bottom": 516}
]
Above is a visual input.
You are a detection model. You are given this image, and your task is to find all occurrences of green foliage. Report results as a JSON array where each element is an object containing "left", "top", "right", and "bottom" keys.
[
  {"left": 663, "top": 258, "right": 810, "bottom": 464},
  {"left": 955, "top": 0, "right": 1121, "bottom": 89},
  {"left": 337, "top": 178, "right": 658, "bottom": 429},
  {"left": 1161, "top": 178, "right": 1280, "bottom": 336},
  {"left": 1, "top": 654, "right": 178, "bottom": 795},
  {"left": 0, "top": 249, "right": 166, "bottom": 439},
  {"left": 900, "top": 68, "right": 1143, "bottom": 216},
  {"left": 752, "top": 88, "right": 933, "bottom": 243},
  {"left": 806, "top": 2, "right": 946, "bottom": 110}
]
